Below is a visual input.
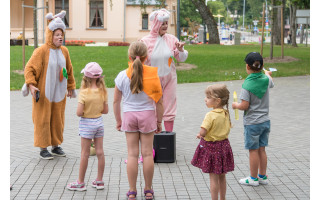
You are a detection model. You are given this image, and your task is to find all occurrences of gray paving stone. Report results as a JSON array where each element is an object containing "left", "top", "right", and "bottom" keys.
[{"left": 10, "top": 76, "right": 310, "bottom": 199}]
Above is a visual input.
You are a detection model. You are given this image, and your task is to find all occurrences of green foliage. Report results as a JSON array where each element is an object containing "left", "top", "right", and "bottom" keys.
[
  {"left": 180, "top": 0, "right": 202, "bottom": 27},
  {"left": 10, "top": 44, "right": 310, "bottom": 90},
  {"left": 208, "top": 1, "right": 226, "bottom": 16}
]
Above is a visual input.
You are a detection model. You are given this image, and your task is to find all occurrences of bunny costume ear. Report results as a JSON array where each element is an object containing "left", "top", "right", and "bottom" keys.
[
  {"left": 149, "top": 8, "right": 170, "bottom": 22},
  {"left": 54, "top": 10, "right": 66, "bottom": 19},
  {"left": 46, "top": 10, "right": 66, "bottom": 32}
]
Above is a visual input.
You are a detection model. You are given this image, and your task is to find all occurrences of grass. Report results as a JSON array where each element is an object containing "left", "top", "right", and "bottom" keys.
[{"left": 10, "top": 44, "right": 310, "bottom": 90}]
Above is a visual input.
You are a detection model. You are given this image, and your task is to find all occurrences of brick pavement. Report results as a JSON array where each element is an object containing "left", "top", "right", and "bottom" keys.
[{"left": 10, "top": 76, "right": 310, "bottom": 200}]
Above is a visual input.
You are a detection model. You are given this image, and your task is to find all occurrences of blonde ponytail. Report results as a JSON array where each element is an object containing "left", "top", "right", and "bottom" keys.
[
  {"left": 130, "top": 57, "right": 143, "bottom": 94},
  {"left": 128, "top": 41, "right": 148, "bottom": 94}
]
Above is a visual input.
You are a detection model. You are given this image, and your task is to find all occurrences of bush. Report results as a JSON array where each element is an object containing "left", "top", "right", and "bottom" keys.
[
  {"left": 65, "top": 40, "right": 95, "bottom": 46},
  {"left": 108, "top": 41, "right": 130, "bottom": 46}
]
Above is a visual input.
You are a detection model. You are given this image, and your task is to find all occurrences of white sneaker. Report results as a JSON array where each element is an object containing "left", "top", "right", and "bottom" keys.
[
  {"left": 258, "top": 175, "right": 268, "bottom": 185},
  {"left": 239, "top": 176, "right": 259, "bottom": 186},
  {"left": 91, "top": 180, "right": 104, "bottom": 190}
]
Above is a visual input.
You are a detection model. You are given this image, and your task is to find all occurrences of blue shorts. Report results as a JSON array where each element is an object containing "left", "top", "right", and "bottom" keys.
[
  {"left": 79, "top": 117, "right": 104, "bottom": 139},
  {"left": 244, "top": 120, "right": 270, "bottom": 150}
]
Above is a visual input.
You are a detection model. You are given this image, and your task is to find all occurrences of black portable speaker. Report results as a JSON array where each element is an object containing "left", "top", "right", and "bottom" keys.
[{"left": 153, "top": 131, "right": 176, "bottom": 163}]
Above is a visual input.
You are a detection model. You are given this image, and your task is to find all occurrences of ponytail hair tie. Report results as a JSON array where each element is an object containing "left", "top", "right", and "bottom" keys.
[{"left": 136, "top": 56, "right": 140, "bottom": 59}]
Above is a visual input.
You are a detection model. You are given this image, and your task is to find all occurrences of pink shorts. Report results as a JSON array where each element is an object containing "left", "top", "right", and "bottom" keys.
[{"left": 121, "top": 110, "right": 157, "bottom": 134}]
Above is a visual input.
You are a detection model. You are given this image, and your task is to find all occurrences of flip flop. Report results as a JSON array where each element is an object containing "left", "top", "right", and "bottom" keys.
[
  {"left": 144, "top": 189, "right": 154, "bottom": 200},
  {"left": 126, "top": 190, "right": 137, "bottom": 200}
]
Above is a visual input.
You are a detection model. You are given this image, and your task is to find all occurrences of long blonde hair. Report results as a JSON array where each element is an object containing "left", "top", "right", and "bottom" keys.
[
  {"left": 80, "top": 76, "right": 107, "bottom": 101},
  {"left": 128, "top": 41, "right": 148, "bottom": 94},
  {"left": 205, "top": 84, "right": 231, "bottom": 126}
]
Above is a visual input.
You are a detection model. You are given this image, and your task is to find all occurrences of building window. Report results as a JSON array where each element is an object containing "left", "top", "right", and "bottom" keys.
[
  {"left": 90, "top": 0, "right": 104, "bottom": 28},
  {"left": 142, "top": 14, "right": 148, "bottom": 30},
  {"left": 55, "top": 0, "right": 69, "bottom": 27}
]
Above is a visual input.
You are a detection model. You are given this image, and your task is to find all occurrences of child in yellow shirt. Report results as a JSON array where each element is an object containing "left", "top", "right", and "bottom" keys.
[{"left": 191, "top": 84, "right": 234, "bottom": 200}]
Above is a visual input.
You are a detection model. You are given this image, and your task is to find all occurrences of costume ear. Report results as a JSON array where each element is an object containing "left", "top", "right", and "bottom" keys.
[
  {"left": 54, "top": 10, "right": 66, "bottom": 19},
  {"left": 46, "top": 13, "right": 54, "bottom": 21},
  {"left": 149, "top": 10, "right": 158, "bottom": 21}
]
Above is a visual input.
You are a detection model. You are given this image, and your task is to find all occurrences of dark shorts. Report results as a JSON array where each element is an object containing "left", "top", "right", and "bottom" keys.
[{"left": 244, "top": 120, "right": 270, "bottom": 150}]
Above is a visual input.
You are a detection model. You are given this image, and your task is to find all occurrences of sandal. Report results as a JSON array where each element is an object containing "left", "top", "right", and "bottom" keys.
[
  {"left": 126, "top": 190, "right": 137, "bottom": 200},
  {"left": 144, "top": 189, "right": 154, "bottom": 200}
]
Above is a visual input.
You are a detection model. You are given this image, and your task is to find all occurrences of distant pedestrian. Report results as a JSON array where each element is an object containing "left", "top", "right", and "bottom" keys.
[
  {"left": 113, "top": 41, "right": 163, "bottom": 200},
  {"left": 17, "top": 31, "right": 23, "bottom": 40},
  {"left": 67, "top": 62, "right": 109, "bottom": 191},
  {"left": 232, "top": 52, "right": 274, "bottom": 186},
  {"left": 191, "top": 84, "right": 234, "bottom": 200},
  {"left": 287, "top": 31, "right": 292, "bottom": 44}
]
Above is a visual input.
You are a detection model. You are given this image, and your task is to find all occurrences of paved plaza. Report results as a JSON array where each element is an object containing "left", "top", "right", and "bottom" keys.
[{"left": 10, "top": 76, "right": 310, "bottom": 200}]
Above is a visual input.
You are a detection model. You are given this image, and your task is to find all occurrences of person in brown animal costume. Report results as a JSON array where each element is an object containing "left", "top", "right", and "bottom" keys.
[{"left": 23, "top": 10, "right": 76, "bottom": 159}]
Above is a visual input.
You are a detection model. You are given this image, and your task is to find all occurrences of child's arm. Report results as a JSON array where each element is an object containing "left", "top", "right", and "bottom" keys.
[
  {"left": 101, "top": 103, "right": 109, "bottom": 114},
  {"left": 264, "top": 70, "right": 273, "bottom": 81},
  {"left": 76, "top": 103, "right": 84, "bottom": 117},
  {"left": 196, "top": 127, "right": 207, "bottom": 139},
  {"left": 113, "top": 86, "right": 122, "bottom": 131},
  {"left": 232, "top": 100, "right": 249, "bottom": 111}
]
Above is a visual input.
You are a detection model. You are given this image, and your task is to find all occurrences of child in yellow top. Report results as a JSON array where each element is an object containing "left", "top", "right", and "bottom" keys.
[
  {"left": 67, "top": 62, "right": 108, "bottom": 191},
  {"left": 191, "top": 84, "right": 234, "bottom": 200}
]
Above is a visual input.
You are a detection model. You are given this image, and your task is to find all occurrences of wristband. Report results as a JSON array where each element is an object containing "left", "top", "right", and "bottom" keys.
[{"left": 157, "top": 121, "right": 162, "bottom": 124}]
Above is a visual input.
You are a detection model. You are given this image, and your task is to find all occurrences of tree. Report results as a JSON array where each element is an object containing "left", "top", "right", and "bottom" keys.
[
  {"left": 33, "top": 0, "right": 38, "bottom": 49},
  {"left": 180, "top": 0, "right": 202, "bottom": 28},
  {"left": 288, "top": 0, "right": 309, "bottom": 47},
  {"left": 271, "top": 0, "right": 284, "bottom": 45},
  {"left": 207, "top": 1, "right": 225, "bottom": 16},
  {"left": 189, "top": 0, "right": 220, "bottom": 44},
  {"left": 289, "top": 0, "right": 298, "bottom": 47}
]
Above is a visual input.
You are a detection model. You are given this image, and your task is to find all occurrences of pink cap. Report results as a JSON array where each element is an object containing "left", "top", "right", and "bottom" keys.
[{"left": 81, "top": 62, "right": 104, "bottom": 78}]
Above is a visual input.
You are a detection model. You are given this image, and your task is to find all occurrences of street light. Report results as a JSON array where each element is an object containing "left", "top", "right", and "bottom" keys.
[
  {"left": 265, "top": 0, "right": 269, "bottom": 37},
  {"left": 242, "top": 0, "right": 245, "bottom": 30}
]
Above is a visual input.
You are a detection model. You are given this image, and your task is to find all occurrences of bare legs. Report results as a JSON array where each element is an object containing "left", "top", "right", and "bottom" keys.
[
  {"left": 249, "top": 147, "right": 267, "bottom": 178},
  {"left": 78, "top": 137, "right": 105, "bottom": 183},
  {"left": 126, "top": 132, "right": 155, "bottom": 198},
  {"left": 78, "top": 138, "right": 91, "bottom": 183},
  {"left": 126, "top": 132, "right": 140, "bottom": 195},
  {"left": 140, "top": 132, "right": 155, "bottom": 198},
  {"left": 209, "top": 173, "right": 226, "bottom": 200},
  {"left": 94, "top": 137, "right": 105, "bottom": 181}
]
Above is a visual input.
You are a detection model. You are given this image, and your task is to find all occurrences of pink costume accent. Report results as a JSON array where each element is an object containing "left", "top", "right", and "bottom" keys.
[{"left": 140, "top": 9, "right": 188, "bottom": 125}]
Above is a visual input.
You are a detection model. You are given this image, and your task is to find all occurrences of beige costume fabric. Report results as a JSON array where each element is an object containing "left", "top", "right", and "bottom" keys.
[{"left": 24, "top": 11, "right": 76, "bottom": 148}]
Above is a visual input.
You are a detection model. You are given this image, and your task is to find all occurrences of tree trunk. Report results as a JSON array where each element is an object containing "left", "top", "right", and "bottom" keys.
[
  {"left": 189, "top": 0, "right": 220, "bottom": 44},
  {"left": 270, "top": 0, "right": 274, "bottom": 59},
  {"left": 290, "top": 3, "right": 297, "bottom": 47},
  {"left": 273, "top": 7, "right": 281, "bottom": 45},
  {"left": 282, "top": 0, "right": 286, "bottom": 45},
  {"left": 33, "top": 0, "right": 38, "bottom": 49},
  {"left": 300, "top": 24, "right": 305, "bottom": 44}
]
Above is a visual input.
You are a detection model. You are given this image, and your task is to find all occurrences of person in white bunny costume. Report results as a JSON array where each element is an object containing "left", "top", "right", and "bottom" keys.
[
  {"left": 23, "top": 11, "right": 76, "bottom": 160},
  {"left": 140, "top": 8, "right": 188, "bottom": 132}
]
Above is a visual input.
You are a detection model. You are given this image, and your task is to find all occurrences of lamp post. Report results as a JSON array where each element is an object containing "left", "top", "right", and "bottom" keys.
[
  {"left": 203, "top": 0, "right": 207, "bottom": 43},
  {"left": 62, "top": 0, "right": 65, "bottom": 45},
  {"left": 177, "top": 0, "right": 180, "bottom": 40},
  {"left": 242, "top": 0, "right": 245, "bottom": 30},
  {"left": 265, "top": 0, "right": 268, "bottom": 37}
]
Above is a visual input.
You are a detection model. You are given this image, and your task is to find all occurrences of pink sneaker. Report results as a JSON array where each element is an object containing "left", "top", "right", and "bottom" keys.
[
  {"left": 67, "top": 181, "right": 86, "bottom": 191},
  {"left": 91, "top": 180, "right": 104, "bottom": 190},
  {"left": 139, "top": 156, "right": 143, "bottom": 163}
]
